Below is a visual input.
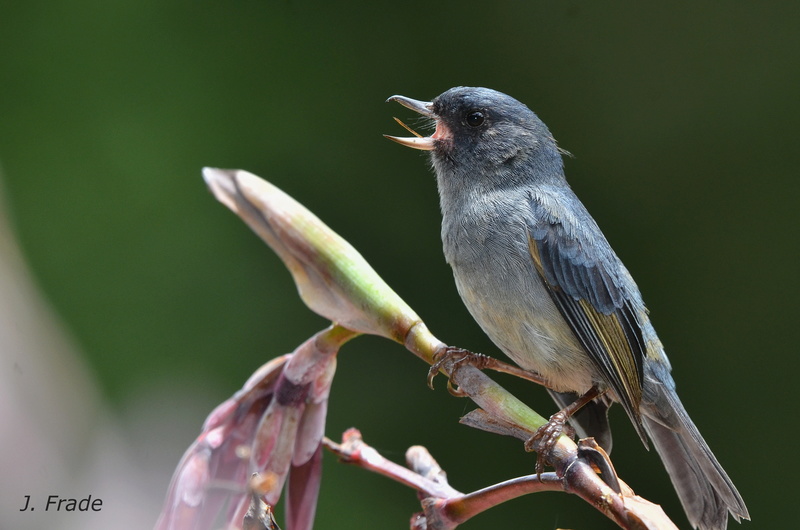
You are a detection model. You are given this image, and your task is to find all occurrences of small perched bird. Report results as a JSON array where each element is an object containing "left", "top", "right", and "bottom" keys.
[{"left": 386, "top": 87, "right": 748, "bottom": 530}]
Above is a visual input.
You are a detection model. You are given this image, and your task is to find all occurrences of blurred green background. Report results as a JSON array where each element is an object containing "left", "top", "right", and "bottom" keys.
[{"left": 1, "top": 1, "right": 797, "bottom": 528}]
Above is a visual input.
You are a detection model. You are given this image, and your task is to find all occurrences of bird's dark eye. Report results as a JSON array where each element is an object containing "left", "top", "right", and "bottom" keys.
[{"left": 466, "top": 111, "right": 485, "bottom": 127}]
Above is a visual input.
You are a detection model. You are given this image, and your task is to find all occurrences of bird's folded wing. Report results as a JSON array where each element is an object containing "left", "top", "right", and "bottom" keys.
[{"left": 526, "top": 194, "right": 648, "bottom": 443}]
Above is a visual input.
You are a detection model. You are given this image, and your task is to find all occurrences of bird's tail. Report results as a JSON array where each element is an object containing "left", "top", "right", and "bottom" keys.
[{"left": 642, "top": 388, "right": 749, "bottom": 530}]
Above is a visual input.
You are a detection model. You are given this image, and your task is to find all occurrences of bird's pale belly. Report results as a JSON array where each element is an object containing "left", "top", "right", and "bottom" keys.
[{"left": 450, "top": 254, "right": 596, "bottom": 395}]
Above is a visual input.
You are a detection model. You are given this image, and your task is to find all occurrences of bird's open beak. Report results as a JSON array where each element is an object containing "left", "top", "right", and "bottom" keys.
[
  {"left": 387, "top": 95, "right": 434, "bottom": 117},
  {"left": 384, "top": 95, "right": 436, "bottom": 151}
]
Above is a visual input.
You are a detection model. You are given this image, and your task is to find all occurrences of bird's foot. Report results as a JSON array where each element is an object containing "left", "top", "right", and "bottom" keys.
[
  {"left": 525, "top": 410, "right": 577, "bottom": 477},
  {"left": 524, "top": 386, "right": 604, "bottom": 477},
  {"left": 427, "top": 346, "right": 492, "bottom": 396}
]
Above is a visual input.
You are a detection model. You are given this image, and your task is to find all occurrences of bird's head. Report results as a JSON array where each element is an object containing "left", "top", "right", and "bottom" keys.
[{"left": 386, "top": 87, "right": 565, "bottom": 189}]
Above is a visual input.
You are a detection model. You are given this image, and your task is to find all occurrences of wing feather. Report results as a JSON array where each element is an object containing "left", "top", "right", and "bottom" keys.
[{"left": 527, "top": 193, "right": 647, "bottom": 442}]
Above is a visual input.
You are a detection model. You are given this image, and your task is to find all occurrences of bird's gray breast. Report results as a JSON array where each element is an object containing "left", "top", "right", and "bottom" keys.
[{"left": 439, "top": 188, "right": 595, "bottom": 393}]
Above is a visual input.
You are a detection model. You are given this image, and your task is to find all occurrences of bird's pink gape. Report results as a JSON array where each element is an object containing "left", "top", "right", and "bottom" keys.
[{"left": 431, "top": 120, "right": 451, "bottom": 141}]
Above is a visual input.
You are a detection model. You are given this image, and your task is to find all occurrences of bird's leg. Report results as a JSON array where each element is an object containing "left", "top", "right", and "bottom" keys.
[
  {"left": 428, "top": 346, "right": 549, "bottom": 396},
  {"left": 525, "top": 386, "right": 605, "bottom": 476}
]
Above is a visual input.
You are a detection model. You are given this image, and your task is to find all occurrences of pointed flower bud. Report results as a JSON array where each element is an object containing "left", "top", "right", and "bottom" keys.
[{"left": 203, "top": 168, "right": 421, "bottom": 344}]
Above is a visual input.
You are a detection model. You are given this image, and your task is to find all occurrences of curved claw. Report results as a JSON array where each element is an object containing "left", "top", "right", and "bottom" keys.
[
  {"left": 445, "top": 380, "right": 469, "bottom": 397},
  {"left": 427, "top": 347, "right": 488, "bottom": 391},
  {"left": 426, "top": 358, "right": 446, "bottom": 389}
]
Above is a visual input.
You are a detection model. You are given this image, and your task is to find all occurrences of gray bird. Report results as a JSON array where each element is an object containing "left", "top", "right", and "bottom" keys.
[{"left": 386, "top": 86, "right": 749, "bottom": 530}]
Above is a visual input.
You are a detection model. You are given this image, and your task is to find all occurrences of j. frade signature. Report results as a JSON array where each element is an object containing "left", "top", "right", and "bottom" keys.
[{"left": 19, "top": 494, "right": 103, "bottom": 512}]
